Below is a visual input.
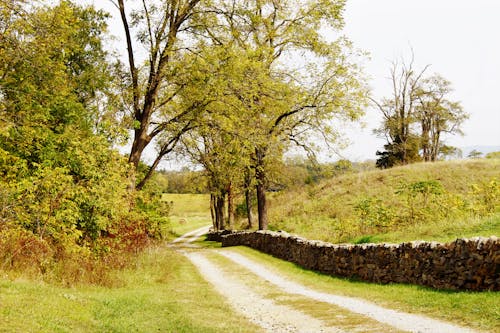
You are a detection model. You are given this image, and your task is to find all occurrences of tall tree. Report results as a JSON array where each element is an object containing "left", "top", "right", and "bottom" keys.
[
  {"left": 373, "top": 54, "right": 468, "bottom": 168},
  {"left": 177, "top": 46, "right": 255, "bottom": 230},
  {"left": 203, "top": 0, "right": 367, "bottom": 229},
  {"left": 416, "top": 75, "right": 467, "bottom": 161},
  {"left": 372, "top": 55, "right": 427, "bottom": 168},
  {"left": 115, "top": 0, "right": 209, "bottom": 188}
]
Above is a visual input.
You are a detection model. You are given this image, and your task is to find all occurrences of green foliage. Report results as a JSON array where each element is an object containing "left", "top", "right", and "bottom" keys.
[
  {"left": 354, "top": 197, "right": 395, "bottom": 230},
  {"left": 395, "top": 180, "right": 445, "bottom": 223},
  {"left": 470, "top": 178, "right": 500, "bottom": 214},
  {"left": 467, "top": 149, "right": 483, "bottom": 159},
  {"left": 0, "top": 1, "right": 169, "bottom": 283},
  {"left": 161, "top": 169, "right": 208, "bottom": 194},
  {"left": 376, "top": 137, "right": 421, "bottom": 169},
  {"left": 485, "top": 151, "right": 500, "bottom": 159},
  {"left": 135, "top": 174, "right": 172, "bottom": 239},
  {"left": 439, "top": 145, "right": 463, "bottom": 160}
]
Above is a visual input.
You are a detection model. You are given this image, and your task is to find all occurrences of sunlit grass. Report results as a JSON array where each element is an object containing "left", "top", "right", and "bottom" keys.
[
  {"left": 163, "top": 193, "right": 211, "bottom": 216},
  {"left": 0, "top": 247, "right": 260, "bottom": 333},
  {"left": 351, "top": 212, "right": 500, "bottom": 244},
  {"left": 163, "top": 193, "right": 212, "bottom": 238},
  {"left": 268, "top": 159, "right": 500, "bottom": 244}
]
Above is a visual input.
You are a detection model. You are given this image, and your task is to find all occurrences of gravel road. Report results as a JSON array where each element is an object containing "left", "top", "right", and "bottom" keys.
[{"left": 172, "top": 228, "right": 478, "bottom": 333}]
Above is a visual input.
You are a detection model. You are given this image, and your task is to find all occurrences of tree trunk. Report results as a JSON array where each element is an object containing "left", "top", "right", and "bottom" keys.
[
  {"left": 256, "top": 180, "right": 268, "bottom": 230},
  {"left": 216, "top": 195, "right": 225, "bottom": 230},
  {"left": 227, "top": 182, "right": 234, "bottom": 229},
  {"left": 255, "top": 148, "right": 268, "bottom": 230},
  {"left": 244, "top": 169, "right": 254, "bottom": 229},
  {"left": 245, "top": 188, "right": 254, "bottom": 229},
  {"left": 430, "top": 131, "right": 440, "bottom": 162},
  {"left": 210, "top": 194, "right": 216, "bottom": 230}
]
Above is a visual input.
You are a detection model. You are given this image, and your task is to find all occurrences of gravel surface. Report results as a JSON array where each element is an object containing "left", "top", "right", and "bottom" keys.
[
  {"left": 186, "top": 251, "right": 344, "bottom": 333},
  {"left": 218, "top": 250, "right": 478, "bottom": 333},
  {"left": 170, "top": 225, "right": 211, "bottom": 245}
]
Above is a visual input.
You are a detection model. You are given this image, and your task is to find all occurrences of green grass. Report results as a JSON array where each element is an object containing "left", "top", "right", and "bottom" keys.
[
  {"left": 228, "top": 246, "right": 500, "bottom": 332},
  {"left": 352, "top": 212, "right": 500, "bottom": 244},
  {"left": 0, "top": 246, "right": 260, "bottom": 333},
  {"left": 163, "top": 193, "right": 212, "bottom": 238},
  {"left": 268, "top": 159, "right": 500, "bottom": 244}
]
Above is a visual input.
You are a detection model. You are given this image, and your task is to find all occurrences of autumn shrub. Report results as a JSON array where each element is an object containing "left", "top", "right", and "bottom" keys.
[
  {"left": 0, "top": 226, "right": 54, "bottom": 276},
  {"left": 354, "top": 196, "right": 396, "bottom": 232},
  {"left": 470, "top": 178, "right": 500, "bottom": 215}
]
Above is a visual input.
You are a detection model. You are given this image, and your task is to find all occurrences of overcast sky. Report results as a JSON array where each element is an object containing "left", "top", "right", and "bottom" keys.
[
  {"left": 82, "top": 0, "right": 500, "bottom": 163},
  {"left": 340, "top": 0, "right": 500, "bottom": 160}
]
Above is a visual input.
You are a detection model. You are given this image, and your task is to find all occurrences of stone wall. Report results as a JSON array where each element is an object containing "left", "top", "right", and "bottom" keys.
[
  {"left": 205, "top": 230, "right": 237, "bottom": 242},
  {"left": 220, "top": 230, "right": 499, "bottom": 291}
]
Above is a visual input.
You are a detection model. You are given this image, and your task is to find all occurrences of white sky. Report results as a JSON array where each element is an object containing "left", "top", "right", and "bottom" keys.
[
  {"left": 81, "top": 0, "right": 500, "bottom": 163},
  {"left": 340, "top": 0, "right": 500, "bottom": 160}
]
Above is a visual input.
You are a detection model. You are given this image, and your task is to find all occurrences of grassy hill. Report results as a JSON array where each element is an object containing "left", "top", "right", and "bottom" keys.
[{"left": 267, "top": 159, "right": 500, "bottom": 244}]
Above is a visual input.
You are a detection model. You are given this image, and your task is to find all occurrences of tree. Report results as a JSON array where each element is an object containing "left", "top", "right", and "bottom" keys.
[
  {"left": 468, "top": 149, "right": 483, "bottom": 159},
  {"left": 416, "top": 75, "right": 467, "bottom": 161},
  {"left": 439, "top": 145, "right": 463, "bottom": 160},
  {"left": 373, "top": 53, "right": 468, "bottom": 167},
  {"left": 177, "top": 47, "right": 256, "bottom": 230},
  {"left": 115, "top": 0, "right": 217, "bottom": 189},
  {"left": 373, "top": 55, "right": 427, "bottom": 168},
  {"left": 200, "top": 0, "right": 367, "bottom": 230}
]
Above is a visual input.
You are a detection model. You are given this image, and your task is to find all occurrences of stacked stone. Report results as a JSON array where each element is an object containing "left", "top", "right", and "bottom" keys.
[
  {"left": 206, "top": 230, "right": 237, "bottom": 242},
  {"left": 220, "top": 231, "right": 499, "bottom": 291}
]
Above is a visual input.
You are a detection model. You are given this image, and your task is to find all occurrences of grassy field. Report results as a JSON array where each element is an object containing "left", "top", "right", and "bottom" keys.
[
  {"left": 163, "top": 193, "right": 212, "bottom": 238},
  {"left": 268, "top": 159, "right": 500, "bottom": 244},
  {"left": 0, "top": 245, "right": 258, "bottom": 333}
]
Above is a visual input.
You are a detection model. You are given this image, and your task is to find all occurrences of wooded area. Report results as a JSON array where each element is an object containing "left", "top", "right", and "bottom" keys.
[{"left": 0, "top": 0, "right": 472, "bottom": 280}]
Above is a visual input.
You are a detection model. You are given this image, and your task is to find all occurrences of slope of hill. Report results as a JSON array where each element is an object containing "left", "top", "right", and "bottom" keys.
[{"left": 268, "top": 159, "right": 500, "bottom": 244}]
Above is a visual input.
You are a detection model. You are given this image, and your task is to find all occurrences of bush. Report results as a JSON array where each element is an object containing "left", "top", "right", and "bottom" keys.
[{"left": 470, "top": 178, "right": 500, "bottom": 214}]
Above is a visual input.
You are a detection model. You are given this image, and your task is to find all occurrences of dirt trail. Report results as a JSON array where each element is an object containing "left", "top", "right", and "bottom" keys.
[
  {"left": 187, "top": 251, "right": 344, "bottom": 332},
  {"left": 171, "top": 228, "right": 478, "bottom": 333},
  {"left": 170, "top": 225, "right": 211, "bottom": 245},
  {"left": 218, "top": 251, "right": 477, "bottom": 333}
]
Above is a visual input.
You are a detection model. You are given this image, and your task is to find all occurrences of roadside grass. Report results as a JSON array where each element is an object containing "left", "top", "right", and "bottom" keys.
[
  {"left": 351, "top": 212, "right": 500, "bottom": 244},
  {"left": 268, "top": 158, "right": 500, "bottom": 244},
  {"left": 163, "top": 193, "right": 212, "bottom": 238},
  {"left": 206, "top": 251, "right": 402, "bottom": 332},
  {"left": 227, "top": 246, "right": 500, "bottom": 332},
  {"left": 0, "top": 246, "right": 260, "bottom": 333}
]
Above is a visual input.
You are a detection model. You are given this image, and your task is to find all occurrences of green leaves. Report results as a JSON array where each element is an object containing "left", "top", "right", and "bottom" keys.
[{"left": 0, "top": 1, "right": 147, "bottom": 258}]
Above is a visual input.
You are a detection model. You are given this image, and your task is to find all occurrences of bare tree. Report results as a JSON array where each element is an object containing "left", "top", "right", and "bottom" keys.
[{"left": 372, "top": 53, "right": 429, "bottom": 168}]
